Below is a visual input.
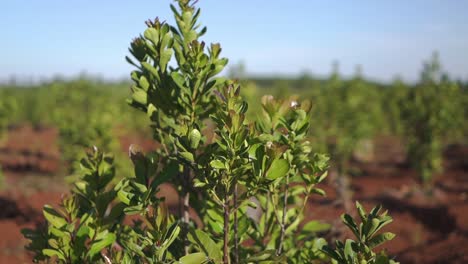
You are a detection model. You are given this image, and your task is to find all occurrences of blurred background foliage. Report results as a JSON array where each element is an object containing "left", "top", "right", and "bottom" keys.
[{"left": 0, "top": 53, "right": 466, "bottom": 185}]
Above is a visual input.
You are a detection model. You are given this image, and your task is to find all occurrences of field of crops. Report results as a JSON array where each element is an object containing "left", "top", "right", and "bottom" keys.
[{"left": 1, "top": 1, "right": 468, "bottom": 263}]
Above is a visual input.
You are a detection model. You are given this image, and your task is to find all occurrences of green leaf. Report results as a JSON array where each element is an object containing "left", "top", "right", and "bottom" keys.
[
  {"left": 139, "top": 76, "right": 150, "bottom": 91},
  {"left": 161, "top": 32, "right": 173, "bottom": 49},
  {"left": 314, "top": 153, "right": 330, "bottom": 171},
  {"left": 180, "top": 151, "right": 194, "bottom": 163},
  {"left": 43, "top": 205, "right": 67, "bottom": 228},
  {"left": 147, "top": 103, "right": 157, "bottom": 117},
  {"left": 310, "top": 187, "right": 326, "bottom": 196},
  {"left": 126, "top": 56, "right": 139, "bottom": 68},
  {"left": 370, "top": 204, "right": 382, "bottom": 217},
  {"left": 87, "top": 232, "right": 116, "bottom": 258},
  {"left": 179, "top": 252, "right": 207, "bottom": 264},
  {"left": 194, "top": 181, "right": 207, "bottom": 187},
  {"left": 144, "top": 27, "right": 160, "bottom": 45},
  {"left": 265, "top": 158, "right": 289, "bottom": 180},
  {"left": 356, "top": 201, "right": 367, "bottom": 222},
  {"left": 321, "top": 246, "right": 342, "bottom": 262},
  {"left": 42, "top": 249, "right": 66, "bottom": 261},
  {"left": 246, "top": 250, "right": 276, "bottom": 261},
  {"left": 189, "top": 128, "right": 202, "bottom": 149},
  {"left": 171, "top": 72, "right": 187, "bottom": 90},
  {"left": 367, "top": 232, "right": 395, "bottom": 249},
  {"left": 302, "top": 220, "right": 331, "bottom": 233},
  {"left": 207, "top": 218, "right": 223, "bottom": 234},
  {"left": 188, "top": 229, "right": 222, "bottom": 261},
  {"left": 123, "top": 205, "right": 144, "bottom": 215},
  {"left": 317, "top": 171, "right": 328, "bottom": 183},
  {"left": 117, "top": 188, "right": 131, "bottom": 205},
  {"left": 210, "top": 159, "right": 225, "bottom": 170},
  {"left": 344, "top": 239, "right": 356, "bottom": 262},
  {"left": 245, "top": 200, "right": 257, "bottom": 209},
  {"left": 367, "top": 218, "right": 382, "bottom": 238},
  {"left": 158, "top": 225, "right": 180, "bottom": 258},
  {"left": 132, "top": 89, "right": 147, "bottom": 105},
  {"left": 159, "top": 49, "right": 173, "bottom": 71},
  {"left": 342, "top": 214, "right": 360, "bottom": 239},
  {"left": 141, "top": 62, "right": 159, "bottom": 78},
  {"left": 130, "top": 181, "right": 148, "bottom": 193}
]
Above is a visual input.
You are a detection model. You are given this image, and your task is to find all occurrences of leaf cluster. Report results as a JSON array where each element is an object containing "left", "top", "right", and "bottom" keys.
[
  {"left": 322, "top": 202, "right": 397, "bottom": 264},
  {"left": 22, "top": 1, "right": 398, "bottom": 263}
]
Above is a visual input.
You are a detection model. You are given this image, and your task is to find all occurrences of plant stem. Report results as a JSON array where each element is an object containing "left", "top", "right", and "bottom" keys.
[
  {"left": 277, "top": 173, "right": 289, "bottom": 256},
  {"left": 178, "top": 194, "right": 182, "bottom": 220},
  {"left": 264, "top": 191, "right": 270, "bottom": 238},
  {"left": 343, "top": 174, "right": 352, "bottom": 213},
  {"left": 183, "top": 166, "right": 191, "bottom": 255},
  {"left": 337, "top": 162, "right": 352, "bottom": 214},
  {"left": 233, "top": 182, "right": 239, "bottom": 264},
  {"left": 300, "top": 192, "right": 311, "bottom": 217},
  {"left": 223, "top": 192, "right": 230, "bottom": 264}
]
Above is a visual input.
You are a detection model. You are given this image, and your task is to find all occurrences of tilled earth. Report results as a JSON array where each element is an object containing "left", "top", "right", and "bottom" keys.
[{"left": 0, "top": 126, "right": 467, "bottom": 263}]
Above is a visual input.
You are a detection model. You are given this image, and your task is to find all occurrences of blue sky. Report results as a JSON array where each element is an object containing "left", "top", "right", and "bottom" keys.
[{"left": 2, "top": 0, "right": 468, "bottom": 83}]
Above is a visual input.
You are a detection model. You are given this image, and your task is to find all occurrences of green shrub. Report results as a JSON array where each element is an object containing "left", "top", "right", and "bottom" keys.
[
  {"left": 0, "top": 89, "right": 18, "bottom": 141},
  {"left": 8, "top": 79, "right": 137, "bottom": 176},
  {"left": 47, "top": 80, "right": 120, "bottom": 171},
  {"left": 22, "top": 1, "right": 396, "bottom": 263},
  {"left": 383, "top": 79, "right": 408, "bottom": 136},
  {"left": 323, "top": 202, "right": 397, "bottom": 264},
  {"left": 309, "top": 66, "right": 385, "bottom": 212},
  {"left": 401, "top": 52, "right": 464, "bottom": 186}
]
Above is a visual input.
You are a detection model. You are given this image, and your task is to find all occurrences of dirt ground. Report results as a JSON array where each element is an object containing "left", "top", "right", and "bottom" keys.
[{"left": 0, "top": 126, "right": 467, "bottom": 263}]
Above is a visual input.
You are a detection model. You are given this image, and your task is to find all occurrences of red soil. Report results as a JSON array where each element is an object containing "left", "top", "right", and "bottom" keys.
[
  {"left": 0, "top": 127, "right": 467, "bottom": 263},
  {"left": 0, "top": 125, "right": 60, "bottom": 173}
]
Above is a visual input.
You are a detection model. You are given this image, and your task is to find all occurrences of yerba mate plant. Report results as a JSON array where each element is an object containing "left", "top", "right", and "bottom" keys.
[
  {"left": 0, "top": 89, "right": 17, "bottom": 142},
  {"left": 323, "top": 202, "right": 397, "bottom": 264},
  {"left": 401, "top": 53, "right": 464, "bottom": 187},
  {"left": 0, "top": 90, "right": 16, "bottom": 189},
  {"left": 310, "top": 66, "right": 383, "bottom": 213},
  {"left": 23, "top": 1, "right": 397, "bottom": 263},
  {"left": 48, "top": 80, "right": 121, "bottom": 173}
]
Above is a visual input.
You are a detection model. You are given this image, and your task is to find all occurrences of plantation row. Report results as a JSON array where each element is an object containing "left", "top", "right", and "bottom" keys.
[
  {"left": 1, "top": 55, "right": 466, "bottom": 185},
  {"left": 246, "top": 53, "right": 467, "bottom": 191},
  {"left": 0, "top": 0, "right": 466, "bottom": 262}
]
